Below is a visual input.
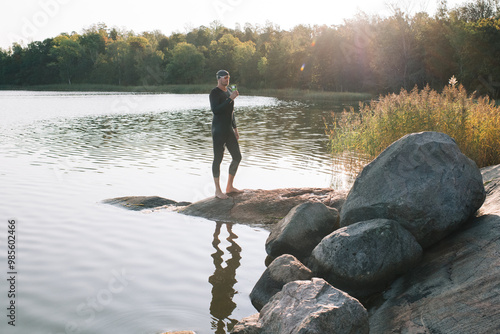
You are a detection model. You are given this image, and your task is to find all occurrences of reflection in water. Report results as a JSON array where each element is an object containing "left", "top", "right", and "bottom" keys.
[{"left": 209, "top": 222, "right": 242, "bottom": 334}]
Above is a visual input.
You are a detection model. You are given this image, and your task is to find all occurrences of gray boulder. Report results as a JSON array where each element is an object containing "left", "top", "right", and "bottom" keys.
[
  {"left": 309, "top": 219, "right": 422, "bottom": 299},
  {"left": 367, "top": 164, "right": 500, "bottom": 333},
  {"left": 249, "top": 254, "right": 313, "bottom": 311},
  {"left": 258, "top": 278, "right": 369, "bottom": 334},
  {"left": 265, "top": 202, "right": 339, "bottom": 260},
  {"left": 340, "top": 131, "right": 485, "bottom": 248}
]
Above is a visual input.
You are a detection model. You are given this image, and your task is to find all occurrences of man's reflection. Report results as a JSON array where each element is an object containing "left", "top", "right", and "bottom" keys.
[{"left": 209, "top": 222, "right": 242, "bottom": 334}]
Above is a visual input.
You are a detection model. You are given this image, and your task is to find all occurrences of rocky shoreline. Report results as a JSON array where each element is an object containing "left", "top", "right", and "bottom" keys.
[
  {"left": 230, "top": 132, "right": 499, "bottom": 334},
  {"left": 103, "top": 132, "right": 500, "bottom": 334}
]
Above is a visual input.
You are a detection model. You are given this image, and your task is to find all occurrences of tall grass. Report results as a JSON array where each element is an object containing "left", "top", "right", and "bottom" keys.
[{"left": 327, "top": 82, "right": 500, "bottom": 168}]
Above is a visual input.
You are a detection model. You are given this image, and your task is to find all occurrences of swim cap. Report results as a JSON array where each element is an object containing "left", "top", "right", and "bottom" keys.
[{"left": 216, "top": 70, "right": 229, "bottom": 79}]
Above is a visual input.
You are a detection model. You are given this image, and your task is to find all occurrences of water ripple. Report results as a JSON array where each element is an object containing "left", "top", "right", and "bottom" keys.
[{"left": 0, "top": 91, "right": 367, "bottom": 334}]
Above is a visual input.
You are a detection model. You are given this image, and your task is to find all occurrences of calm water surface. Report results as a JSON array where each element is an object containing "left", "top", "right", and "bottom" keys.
[{"left": 0, "top": 91, "right": 363, "bottom": 334}]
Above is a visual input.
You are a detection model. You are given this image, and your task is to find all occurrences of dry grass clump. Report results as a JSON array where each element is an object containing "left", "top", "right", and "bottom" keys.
[{"left": 328, "top": 80, "right": 500, "bottom": 167}]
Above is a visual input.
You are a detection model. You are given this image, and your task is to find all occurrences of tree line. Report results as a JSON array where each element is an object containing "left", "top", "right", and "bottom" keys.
[{"left": 1, "top": 0, "right": 499, "bottom": 97}]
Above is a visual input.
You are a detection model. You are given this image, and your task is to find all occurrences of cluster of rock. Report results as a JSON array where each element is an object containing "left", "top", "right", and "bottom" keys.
[
  {"left": 232, "top": 132, "right": 494, "bottom": 334},
  {"left": 101, "top": 131, "right": 500, "bottom": 333}
]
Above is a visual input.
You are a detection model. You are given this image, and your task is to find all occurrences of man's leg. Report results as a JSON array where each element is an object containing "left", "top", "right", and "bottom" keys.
[
  {"left": 213, "top": 136, "right": 229, "bottom": 199},
  {"left": 225, "top": 132, "right": 242, "bottom": 194},
  {"left": 213, "top": 177, "right": 228, "bottom": 199}
]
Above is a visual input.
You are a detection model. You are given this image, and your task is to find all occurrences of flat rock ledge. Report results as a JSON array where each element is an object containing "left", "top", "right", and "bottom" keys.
[
  {"left": 101, "top": 188, "right": 347, "bottom": 226},
  {"left": 179, "top": 188, "right": 345, "bottom": 225}
]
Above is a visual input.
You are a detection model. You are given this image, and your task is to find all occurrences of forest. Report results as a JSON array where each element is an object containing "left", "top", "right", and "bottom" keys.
[{"left": 1, "top": 0, "right": 499, "bottom": 97}]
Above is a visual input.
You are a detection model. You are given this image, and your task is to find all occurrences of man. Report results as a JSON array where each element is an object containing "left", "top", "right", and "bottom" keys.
[{"left": 209, "top": 70, "right": 242, "bottom": 199}]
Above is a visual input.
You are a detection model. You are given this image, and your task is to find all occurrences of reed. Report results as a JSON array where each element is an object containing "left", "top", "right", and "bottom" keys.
[{"left": 327, "top": 82, "right": 500, "bottom": 168}]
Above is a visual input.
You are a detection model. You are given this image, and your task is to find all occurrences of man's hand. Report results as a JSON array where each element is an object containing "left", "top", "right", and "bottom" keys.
[
  {"left": 234, "top": 128, "right": 240, "bottom": 140},
  {"left": 230, "top": 90, "right": 239, "bottom": 101}
]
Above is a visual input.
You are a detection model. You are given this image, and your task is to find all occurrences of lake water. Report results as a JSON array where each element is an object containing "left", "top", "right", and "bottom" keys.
[{"left": 0, "top": 91, "right": 364, "bottom": 334}]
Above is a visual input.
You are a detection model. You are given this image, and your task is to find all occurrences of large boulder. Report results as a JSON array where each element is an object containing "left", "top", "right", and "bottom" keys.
[
  {"left": 340, "top": 131, "right": 485, "bottom": 248},
  {"left": 265, "top": 202, "right": 339, "bottom": 260},
  {"left": 367, "top": 164, "right": 500, "bottom": 333},
  {"left": 256, "top": 278, "right": 369, "bottom": 334},
  {"left": 249, "top": 254, "right": 313, "bottom": 311},
  {"left": 309, "top": 219, "right": 422, "bottom": 299}
]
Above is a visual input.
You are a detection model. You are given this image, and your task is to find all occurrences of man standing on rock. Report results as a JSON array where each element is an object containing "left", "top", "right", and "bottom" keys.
[{"left": 209, "top": 70, "right": 242, "bottom": 199}]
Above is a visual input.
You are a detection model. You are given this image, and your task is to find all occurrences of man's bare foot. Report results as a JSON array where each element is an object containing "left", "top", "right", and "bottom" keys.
[
  {"left": 215, "top": 190, "right": 229, "bottom": 199},
  {"left": 226, "top": 187, "right": 243, "bottom": 194}
]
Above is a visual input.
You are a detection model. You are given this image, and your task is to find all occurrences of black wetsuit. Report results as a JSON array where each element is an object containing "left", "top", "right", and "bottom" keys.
[{"left": 209, "top": 86, "right": 242, "bottom": 178}]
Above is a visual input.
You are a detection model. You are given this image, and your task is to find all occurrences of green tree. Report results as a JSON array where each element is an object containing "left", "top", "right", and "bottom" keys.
[
  {"left": 371, "top": 10, "right": 423, "bottom": 91},
  {"left": 49, "top": 35, "right": 84, "bottom": 84},
  {"left": 257, "top": 56, "right": 268, "bottom": 86},
  {"left": 311, "top": 26, "right": 343, "bottom": 91},
  {"left": 232, "top": 40, "right": 257, "bottom": 86},
  {"left": 167, "top": 33, "right": 187, "bottom": 50},
  {"left": 208, "top": 34, "right": 240, "bottom": 76},
  {"left": 18, "top": 39, "right": 57, "bottom": 85},
  {"left": 0, "top": 48, "right": 9, "bottom": 85},
  {"left": 105, "top": 40, "right": 130, "bottom": 85},
  {"left": 79, "top": 32, "right": 106, "bottom": 66},
  {"left": 461, "top": 18, "right": 500, "bottom": 97},
  {"left": 186, "top": 26, "right": 212, "bottom": 48},
  {"left": 264, "top": 26, "right": 314, "bottom": 89},
  {"left": 137, "top": 49, "right": 165, "bottom": 85},
  {"left": 450, "top": 0, "right": 499, "bottom": 22},
  {"left": 417, "top": 14, "right": 457, "bottom": 88},
  {"left": 142, "top": 30, "right": 168, "bottom": 51},
  {"left": 166, "top": 42, "right": 205, "bottom": 84}
]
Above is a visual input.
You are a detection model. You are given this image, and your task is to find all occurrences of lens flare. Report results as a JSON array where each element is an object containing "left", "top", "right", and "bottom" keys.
[{"left": 300, "top": 64, "right": 305, "bottom": 71}]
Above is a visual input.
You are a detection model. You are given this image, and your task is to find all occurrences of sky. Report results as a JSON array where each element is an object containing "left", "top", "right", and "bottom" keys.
[{"left": 0, "top": 0, "right": 467, "bottom": 50}]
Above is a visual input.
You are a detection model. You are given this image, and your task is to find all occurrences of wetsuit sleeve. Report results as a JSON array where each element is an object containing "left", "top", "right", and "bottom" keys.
[{"left": 210, "top": 91, "right": 233, "bottom": 115}]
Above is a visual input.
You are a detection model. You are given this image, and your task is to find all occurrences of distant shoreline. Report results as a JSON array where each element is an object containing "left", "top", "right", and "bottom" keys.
[{"left": 0, "top": 84, "right": 373, "bottom": 103}]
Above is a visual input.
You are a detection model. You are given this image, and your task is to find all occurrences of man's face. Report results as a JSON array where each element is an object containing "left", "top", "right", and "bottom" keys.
[{"left": 219, "top": 75, "right": 230, "bottom": 86}]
